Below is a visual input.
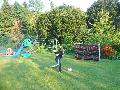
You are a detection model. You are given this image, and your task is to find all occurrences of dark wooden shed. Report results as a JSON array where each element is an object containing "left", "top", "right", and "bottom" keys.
[{"left": 74, "top": 44, "right": 100, "bottom": 61}]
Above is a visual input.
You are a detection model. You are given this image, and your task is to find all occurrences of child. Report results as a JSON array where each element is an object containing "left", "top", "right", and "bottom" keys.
[{"left": 51, "top": 46, "right": 64, "bottom": 72}]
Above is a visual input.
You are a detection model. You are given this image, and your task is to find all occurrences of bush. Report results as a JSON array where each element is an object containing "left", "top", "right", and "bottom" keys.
[
  {"left": 63, "top": 44, "right": 74, "bottom": 54},
  {"left": 100, "top": 44, "right": 120, "bottom": 60},
  {"left": 33, "top": 44, "right": 46, "bottom": 54},
  {"left": 101, "top": 45, "right": 116, "bottom": 56},
  {"left": 0, "top": 35, "right": 16, "bottom": 49}
]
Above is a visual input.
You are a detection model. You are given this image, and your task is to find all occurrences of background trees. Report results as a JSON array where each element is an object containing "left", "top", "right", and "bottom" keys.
[
  {"left": 0, "top": 0, "right": 14, "bottom": 46},
  {"left": 36, "top": 5, "right": 87, "bottom": 44},
  {"left": 0, "top": 0, "right": 120, "bottom": 57},
  {"left": 35, "top": 5, "right": 87, "bottom": 53},
  {"left": 86, "top": 0, "right": 120, "bottom": 58},
  {"left": 0, "top": 0, "right": 13, "bottom": 35}
]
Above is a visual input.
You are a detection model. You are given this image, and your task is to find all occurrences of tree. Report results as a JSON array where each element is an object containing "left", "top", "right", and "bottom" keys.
[
  {"left": 86, "top": 0, "right": 102, "bottom": 28},
  {"left": 10, "top": 18, "right": 24, "bottom": 42},
  {"left": 36, "top": 5, "right": 87, "bottom": 49},
  {"left": 12, "top": 1, "right": 30, "bottom": 40},
  {"left": 12, "top": 1, "right": 38, "bottom": 39},
  {"left": 90, "top": 9, "right": 115, "bottom": 44},
  {"left": 113, "top": 2, "right": 120, "bottom": 30},
  {"left": 47, "top": 5, "right": 87, "bottom": 43},
  {"left": 0, "top": 0, "right": 14, "bottom": 34},
  {"left": 86, "top": 0, "right": 119, "bottom": 29},
  {"left": 36, "top": 13, "right": 51, "bottom": 39}
]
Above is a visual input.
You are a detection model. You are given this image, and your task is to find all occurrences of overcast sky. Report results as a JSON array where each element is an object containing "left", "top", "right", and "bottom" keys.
[{"left": 0, "top": 0, "right": 98, "bottom": 12}]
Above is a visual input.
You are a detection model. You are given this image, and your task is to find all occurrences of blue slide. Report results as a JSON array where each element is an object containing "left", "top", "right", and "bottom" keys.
[
  {"left": 12, "top": 43, "right": 24, "bottom": 58},
  {"left": 11, "top": 38, "right": 32, "bottom": 58}
]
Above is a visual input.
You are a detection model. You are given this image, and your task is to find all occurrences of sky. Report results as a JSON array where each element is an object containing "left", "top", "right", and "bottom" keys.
[{"left": 0, "top": 0, "right": 98, "bottom": 12}]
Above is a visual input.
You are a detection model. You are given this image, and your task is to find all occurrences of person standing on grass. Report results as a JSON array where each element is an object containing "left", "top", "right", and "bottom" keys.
[{"left": 51, "top": 46, "right": 64, "bottom": 72}]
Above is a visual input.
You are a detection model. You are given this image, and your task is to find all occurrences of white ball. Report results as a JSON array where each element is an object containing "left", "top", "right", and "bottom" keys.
[{"left": 68, "top": 68, "right": 72, "bottom": 71}]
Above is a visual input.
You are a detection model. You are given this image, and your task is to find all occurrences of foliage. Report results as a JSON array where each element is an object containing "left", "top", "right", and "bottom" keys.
[
  {"left": 36, "top": 13, "right": 51, "bottom": 39},
  {"left": 36, "top": 5, "right": 87, "bottom": 50},
  {"left": 85, "top": 9, "right": 114, "bottom": 45},
  {"left": 115, "top": 2, "right": 120, "bottom": 29},
  {"left": 0, "top": 0, "right": 14, "bottom": 35},
  {"left": 101, "top": 44, "right": 116, "bottom": 56},
  {"left": 86, "top": 0, "right": 119, "bottom": 29},
  {"left": 0, "top": 34, "right": 12, "bottom": 47},
  {"left": 63, "top": 35, "right": 74, "bottom": 54},
  {"left": 33, "top": 44, "right": 46, "bottom": 54},
  {"left": 85, "top": 0, "right": 120, "bottom": 59},
  {"left": 12, "top": 1, "right": 38, "bottom": 38},
  {"left": 48, "top": 5, "right": 87, "bottom": 41}
]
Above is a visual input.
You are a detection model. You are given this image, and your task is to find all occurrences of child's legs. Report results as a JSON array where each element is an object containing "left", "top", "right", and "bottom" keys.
[
  {"left": 51, "top": 57, "right": 59, "bottom": 67},
  {"left": 53, "top": 57, "right": 62, "bottom": 72},
  {"left": 55, "top": 56, "right": 60, "bottom": 64},
  {"left": 58, "top": 62, "right": 62, "bottom": 72},
  {"left": 55, "top": 57, "right": 58, "bottom": 64},
  {"left": 57, "top": 58, "right": 62, "bottom": 72}
]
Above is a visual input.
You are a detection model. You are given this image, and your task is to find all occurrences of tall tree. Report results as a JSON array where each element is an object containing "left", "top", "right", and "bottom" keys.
[
  {"left": 85, "top": 7, "right": 120, "bottom": 51},
  {"left": 12, "top": 1, "right": 37, "bottom": 38},
  {"left": 36, "top": 5, "right": 87, "bottom": 45},
  {"left": 113, "top": 1, "right": 120, "bottom": 30},
  {"left": 36, "top": 13, "right": 51, "bottom": 39},
  {"left": 0, "top": 0, "right": 14, "bottom": 34},
  {"left": 86, "top": 0, "right": 119, "bottom": 29}
]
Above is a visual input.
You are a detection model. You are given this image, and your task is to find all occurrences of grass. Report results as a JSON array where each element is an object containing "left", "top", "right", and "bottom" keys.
[{"left": 0, "top": 52, "right": 120, "bottom": 90}]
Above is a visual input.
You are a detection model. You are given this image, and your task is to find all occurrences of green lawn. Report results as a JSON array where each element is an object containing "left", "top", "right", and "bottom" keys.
[{"left": 0, "top": 52, "right": 120, "bottom": 90}]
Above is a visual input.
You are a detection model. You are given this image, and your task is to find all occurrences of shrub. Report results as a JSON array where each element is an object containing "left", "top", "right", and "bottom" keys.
[
  {"left": 101, "top": 45, "right": 116, "bottom": 56},
  {"left": 33, "top": 44, "right": 46, "bottom": 54}
]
